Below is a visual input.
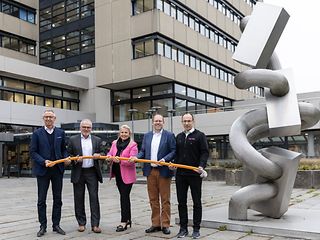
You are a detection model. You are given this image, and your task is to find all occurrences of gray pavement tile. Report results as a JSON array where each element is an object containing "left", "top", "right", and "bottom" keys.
[{"left": 0, "top": 178, "right": 315, "bottom": 240}]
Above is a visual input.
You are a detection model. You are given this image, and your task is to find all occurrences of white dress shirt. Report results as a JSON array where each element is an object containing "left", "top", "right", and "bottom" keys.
[
  {"left": 45, "top": 126, "right": 55, "bottom": 134},
  {"left": 81, "top": 134, "right": 94, "bottom": 168},
  {"left": 150, "top": 129, "right": 163, "bottom": 167}
]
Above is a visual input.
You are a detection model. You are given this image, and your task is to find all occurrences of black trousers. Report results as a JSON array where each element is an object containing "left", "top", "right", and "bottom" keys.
[
  {"left": 113, "top": 163, "right": 133, "bottom": 222},
  {"left": 73, "top": 167, "right": 100, "bottom": 227},
  {"left": 37, "top": 167, "right": 63, "bottom": 229},
  {"left": 176, "top": 175, "right": 202, "bottom": 231}
]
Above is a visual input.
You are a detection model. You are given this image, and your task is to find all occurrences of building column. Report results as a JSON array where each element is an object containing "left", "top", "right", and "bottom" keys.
[{"left": 307, "top": 133, "right": 315, "bottom": 158}]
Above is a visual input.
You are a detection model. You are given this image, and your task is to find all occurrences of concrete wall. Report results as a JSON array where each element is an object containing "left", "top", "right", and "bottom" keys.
[
  {"left": 0, "top": 56, "right": 89, "bottom": 90},
  {"left": 95, "top": 0, "right": 255, "bottom": 101},
  {"left": 0, "top": 0, "right": 38, "bottom": 64},
  {"left": 0, "top": 100, "right": 95, "bottom": 127},
  {"left": 75, "top": 68, "right": 112, "bottom": 123},
  {"left": 0, "top": 56, "right": 96, "bottom": 127}
]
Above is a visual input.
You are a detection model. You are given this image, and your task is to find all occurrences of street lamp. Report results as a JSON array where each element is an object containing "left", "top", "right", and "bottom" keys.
[
  {"left": 167, "top": 109, "right": 176, "bottom": 132},
  {"left": 128, "top": 108, "right": 138, "bottom": 140},
  {"left": 145, "top": 109, "right": 155, "bottom": 132},
  {"left": 151, "top": 106, "right": 162, "bottom": 114}
]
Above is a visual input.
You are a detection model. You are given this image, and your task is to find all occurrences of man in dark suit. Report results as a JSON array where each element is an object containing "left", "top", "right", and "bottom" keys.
[
  {"left": 67, "top": 119, "right": 103, "bottom": 234},
  {"left": 132, "top": 114, "right": 176, "bottom": 235},
  {"left": 30, "top": 109, "right": 68, "bottom": 237}
]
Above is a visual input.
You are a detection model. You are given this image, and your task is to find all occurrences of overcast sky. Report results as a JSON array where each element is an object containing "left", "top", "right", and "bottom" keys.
[{"left": 261, "top": 0, "right": 320, "bottom": 93}]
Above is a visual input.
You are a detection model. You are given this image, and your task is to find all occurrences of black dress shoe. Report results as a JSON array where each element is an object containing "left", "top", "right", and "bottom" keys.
[
  {"left": 37, "top": 227, "right": 46, "bottom": 237},
  {"left": 162, "top": 227, "right": 171, "bottom": 234},
  {"left": 53, "top": 226, "right": 66, "bottom": 235},
  {"left": 145, "top": 226, "right": 162, "bottom": 233}
]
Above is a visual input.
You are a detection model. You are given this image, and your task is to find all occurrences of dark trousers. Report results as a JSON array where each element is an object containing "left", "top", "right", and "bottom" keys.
[
  {"left": 176, "top": 175, "right": 202, "bottom": 231},
  {"left": 37, "top": 167, "right": 63, "bottom": 229},
  {"left": 114, "top": 164, "right": 133, "bottom": 222},
  {"left": 73, "top": 167, "right": 100, "bottom": 227}
]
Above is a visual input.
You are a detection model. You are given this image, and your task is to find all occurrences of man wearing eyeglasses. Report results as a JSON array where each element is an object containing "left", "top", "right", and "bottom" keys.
[
  {"left": 30, "top": 109, "right": 68, "bottom": 237},
  {"left": 67, "top": 119, "right": 103, "bottom": 234},
  {"left": 174, "top": 113, "right": 209, "bottom": 239}
]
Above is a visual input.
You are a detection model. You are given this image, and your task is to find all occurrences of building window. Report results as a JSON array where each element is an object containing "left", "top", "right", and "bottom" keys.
[
  {"left": 133, "top": 39, "right": 154, "bottom": 58},
  {"left": 111, "top": 82, "right": 233, "bottom": 121},
  {"left": 0, "top": 31, "right": 36, "bottom": 56},
  {"left": 113, "top": 103, "right": 131, "bottom": 122},
  {"left": 0, "top": 76, "right": 79, "bottom": 110},
  {"left": 131, "top": 36, "right": 260, "bottom": 96},
  {"left": 175, "top": 98, "right": 186, "bottom": 115},
  {"left": 40, "top": 0, "right": 94, "bottom": 32},
  {"left": 0, "top": 1, "right": 36, "bottom": 24},
  {"left": 40, "top": 26, "right": 95, "bottom": 71},
  {"left": 152, "top": 83, "right": 173, "bottom": 96},
  {"left": 133, "top": 87, "right": 150, "bottom": 99},
  {"left": 133, "top": 0, "right": 240, "bottom": 53},
  {"left": 153, "top": 98, "right": 173, "bottom": 117},
  {"left": 114, "top": 90, "right": 131, "bottom": 102},
  {"left": 133, "top": 101, "right": 151, "bottom": 120}
]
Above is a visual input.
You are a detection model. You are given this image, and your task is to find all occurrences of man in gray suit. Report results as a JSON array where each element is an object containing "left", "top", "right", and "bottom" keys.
[{"left": 67, "top": 119, "right": 103, "bottom": 233}]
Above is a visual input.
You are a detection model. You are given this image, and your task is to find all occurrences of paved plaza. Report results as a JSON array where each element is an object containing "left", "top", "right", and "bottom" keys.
[{"left": 0, "top": 177, "right": 317, "bottom": 240}]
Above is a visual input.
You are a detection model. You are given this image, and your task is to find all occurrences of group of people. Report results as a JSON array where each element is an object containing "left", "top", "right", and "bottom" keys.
[{"left": 30, "top": 109, "right": 209, "bottom": 239}]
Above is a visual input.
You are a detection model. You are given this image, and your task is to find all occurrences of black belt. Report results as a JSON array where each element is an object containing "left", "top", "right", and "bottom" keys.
[{"left": 82, "top": 167, "right": 95, "bottom": 171}]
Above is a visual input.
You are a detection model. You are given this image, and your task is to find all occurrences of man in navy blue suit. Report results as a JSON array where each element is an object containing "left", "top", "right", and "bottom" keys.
[
  {"left": 30, "top": 109, "right": 68, "bottom": 237},
  {"left": 131, "top": 114, "right": 176, "bottom": 235}
]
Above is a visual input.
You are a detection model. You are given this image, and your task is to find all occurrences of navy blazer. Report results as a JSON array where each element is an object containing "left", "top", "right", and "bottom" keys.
[
  {"left": 30, "top": 127, "right": 68, "bottom": 177},
  {"left": 137, "top": 129, "right": 176, "bottom": 178}
]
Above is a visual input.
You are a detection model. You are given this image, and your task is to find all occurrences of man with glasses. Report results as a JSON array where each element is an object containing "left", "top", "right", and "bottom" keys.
[
  {"left": 174, "top": 113, "right": 209, "bottom": 239},
  {"left": 30, "top": 109, "right": 68, "bottom": 237},
  {"left": 67, "top": 119, "right": 103, "bottom": 234},
  {"left": 131, "top": 114, "right": 176, "bottom": 235}
]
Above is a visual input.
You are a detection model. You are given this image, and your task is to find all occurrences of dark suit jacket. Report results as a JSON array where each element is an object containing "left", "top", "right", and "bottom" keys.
[
  {"left": 68, "top": 134, "right": 103, "bottom": 183},
  {"left": 137, "top": 129, "right": 176, "bottom": 178},
  {"left": 30, "top": 127, "right": 68, "bottom": 177}
]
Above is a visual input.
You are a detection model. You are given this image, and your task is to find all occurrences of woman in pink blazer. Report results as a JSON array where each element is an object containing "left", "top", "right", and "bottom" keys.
[{"left": 107, "top": 124, "right": 138, "bottom": 232}]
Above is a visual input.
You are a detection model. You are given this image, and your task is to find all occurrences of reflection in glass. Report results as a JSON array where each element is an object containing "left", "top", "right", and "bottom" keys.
[
  {"left": 133, "top": 87, "right": 150, "bottom": 99},
  {"left": 15, "top": 93, "right": 24, "bottom": 103},
  {"left": 175, "top": 98, "right": 186, "bottom": 115},
  {"left": 133, "top": 101, "right": 150, "bottom": 120},
  {"left": 114, "top": 103, "right": 131, "bottom": 122},
  {"left": 153, "top": 83, "right": 172, "bottom": 96},
  {"left": 26, "top": 95, "right": 35, "bottom": 105},
  {"left": 153, "top": 98, "right": 172, "bottom": 117}
]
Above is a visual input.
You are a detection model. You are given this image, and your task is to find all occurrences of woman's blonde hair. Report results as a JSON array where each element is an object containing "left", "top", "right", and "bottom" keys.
[{"left": 118, "top": 124, "right": 133, "bottom": 142}]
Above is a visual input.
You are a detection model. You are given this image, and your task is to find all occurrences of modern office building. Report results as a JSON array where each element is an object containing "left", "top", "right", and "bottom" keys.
[{"left": 1, "top": 0, "right": 319, "bottom": 177}]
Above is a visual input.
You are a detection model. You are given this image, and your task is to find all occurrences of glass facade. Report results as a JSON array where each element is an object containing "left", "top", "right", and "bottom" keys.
[
  {"left": 132, "top": 35, "right": 264, "bottom": 97},
  {"left": 40, "top": 0, "right": 94, "bottom": 32},
  {"left": 39, "top": 0, "right": 95, "bottom": 72},
  {"left": 0, "top": 0, "right": 36, "bottom": 24},
  {"left": 0, "top": 76, "right": 79, "bottom": 110},
  {"left": 133, "top": 0, "right": 239, "bottom": 54},
  {"left": 112, "top": 82, "right": 232, "bottom": 121},
  {"left": 40, "top": 26, "right": 95, "bottom": 69},
  {"left": 0, "top": 31, "right": 36, "bottom": 56}
]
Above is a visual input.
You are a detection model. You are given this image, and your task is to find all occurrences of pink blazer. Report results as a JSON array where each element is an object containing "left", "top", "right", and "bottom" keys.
[{"left": 107, "top": 140, "right": 138, "bottom": 184}]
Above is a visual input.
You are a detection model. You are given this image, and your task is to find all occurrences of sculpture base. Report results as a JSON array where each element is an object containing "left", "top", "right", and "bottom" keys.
[{"left": 176, "top": 205, "right": 320, "bottom": 239}]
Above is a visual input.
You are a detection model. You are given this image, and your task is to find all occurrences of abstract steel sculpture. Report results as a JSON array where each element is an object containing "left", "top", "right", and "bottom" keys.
[{"left": 228, "top": 3, "right": 320, "bottom": 220}]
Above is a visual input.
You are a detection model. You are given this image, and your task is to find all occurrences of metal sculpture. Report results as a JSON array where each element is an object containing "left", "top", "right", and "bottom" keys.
[{"left": 228, "top": 3, "right": 320, "bottom": 220}]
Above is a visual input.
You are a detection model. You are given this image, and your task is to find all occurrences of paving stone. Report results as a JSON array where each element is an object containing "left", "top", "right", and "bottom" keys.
[{"left": 0, "top": 178, "right": 312, "bottom": 240}]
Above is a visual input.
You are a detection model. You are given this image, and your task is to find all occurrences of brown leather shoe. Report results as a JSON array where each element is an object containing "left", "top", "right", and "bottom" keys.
[
  {"left": 78, "top": 225, "right": 85, "bottom": 232},
  {"left": 92, "top": 226, "right": 101, "bottom": 233}
]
